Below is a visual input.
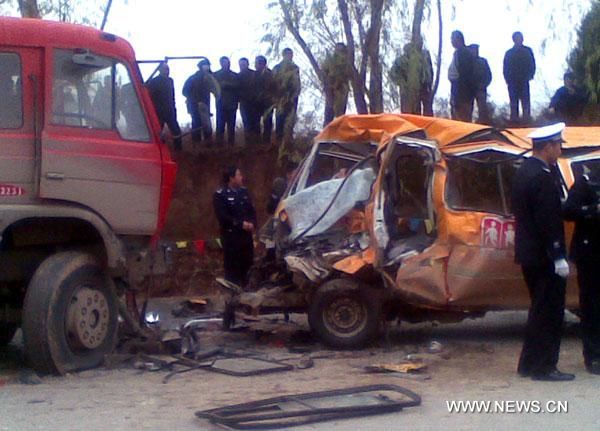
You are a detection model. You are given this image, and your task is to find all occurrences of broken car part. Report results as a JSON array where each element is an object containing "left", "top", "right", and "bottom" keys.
[{"left": 195, "top": 384, "right": 421, "bottom": 430}]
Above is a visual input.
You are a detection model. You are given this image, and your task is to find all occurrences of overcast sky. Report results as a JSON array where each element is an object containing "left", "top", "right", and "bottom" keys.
[{"left": 102, "top": 0, "right": 591, "bottom": 126}]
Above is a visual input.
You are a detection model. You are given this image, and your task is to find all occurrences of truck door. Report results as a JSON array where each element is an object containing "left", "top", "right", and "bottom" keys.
[
  {"left": 0, "top": 48, "right": 42, "bottom": 203},
  {"left": 40, "top": 48, "right": 162, "bottom": 235}
]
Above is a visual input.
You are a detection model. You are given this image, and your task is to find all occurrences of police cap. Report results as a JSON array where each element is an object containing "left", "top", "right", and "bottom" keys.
[{"left": 528, "top": 122, "right": 565, "bottom": 148}]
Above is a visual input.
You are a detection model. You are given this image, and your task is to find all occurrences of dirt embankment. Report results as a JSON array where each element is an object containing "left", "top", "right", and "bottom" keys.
[
  {"left": 162, "top": 142, "right": 282, "bottom": 242},
  {"left": 152, "top": 141, "right": 284, "bottom": 296}
]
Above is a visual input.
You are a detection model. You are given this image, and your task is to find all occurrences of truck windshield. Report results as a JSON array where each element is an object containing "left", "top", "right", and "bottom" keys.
[{"left": 52, "top": 49, "right": 150, "bottom": 142}]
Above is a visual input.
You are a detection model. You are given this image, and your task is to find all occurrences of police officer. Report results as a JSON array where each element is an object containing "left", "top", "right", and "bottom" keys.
[
  {"left": 511, "top": 122, "right": 574, "bottom": 381},
  {"left": 563, "top": 162, "right": 600, "bottom": 375},
  {"left": 213, "top": 166, "right": 256, "bottom": 286}
]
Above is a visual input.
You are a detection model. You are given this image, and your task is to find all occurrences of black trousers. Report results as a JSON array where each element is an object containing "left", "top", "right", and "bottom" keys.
[
  {"left": 450, "top": 83, "right": 473, "bottom": 122},
  {"left": 239, "top": 102, "right": 260, "bottom": 144},
  {"left": 577, "top": 259, "right": 600, "bottom": 365},
  {"left": 518, "top": 263, "right": 566, "bottom": 375},
  {"left": 508, "top": 81, "right": 531, "bottom": 123},
  {"left": 158, "top": 112, "right": 182, "bottom": 150},
  {"left": 222, "top": 231, "right": 254, "bottom": 287},
  {"left": 216, "top": 105, "right": 237, "bottom": 145},
  {"left": 255, "top": 101, "right": 273, "bottom": 144}
]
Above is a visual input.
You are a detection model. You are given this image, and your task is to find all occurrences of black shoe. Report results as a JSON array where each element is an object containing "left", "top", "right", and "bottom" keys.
[
  {"left": 531, "top": 369, "right": 575, "bottom": 381},
  {"left": 585, "top": 361, "right": 600, "bottom": 375}
]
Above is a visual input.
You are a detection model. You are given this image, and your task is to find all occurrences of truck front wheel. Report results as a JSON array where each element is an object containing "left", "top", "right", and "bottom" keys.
[
  {"left": 308, "top": 278, "right": 382, "bottom": 349},
  {"left": 22, "top": 252, "right": 118, "bottom": 374}
]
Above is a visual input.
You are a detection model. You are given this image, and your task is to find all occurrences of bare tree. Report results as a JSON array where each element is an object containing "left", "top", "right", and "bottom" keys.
[
  {"left": 100, "top": 0, "right": 113, "bottom": 30},
  {"left": 431, "top": 0, "right": 442, "bottom": 98},
  {"left": 270, "top": 0, "right": 390, "bottom": 114},
  {"left": 17, "top": 0, "right": 40, "bottom": 17}
]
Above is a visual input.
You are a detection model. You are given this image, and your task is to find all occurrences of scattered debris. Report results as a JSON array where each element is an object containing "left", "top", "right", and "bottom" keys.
[
  {"left": 171, "top": 298, "right": 209, "bottom": 318},
  {"left": 18, "top": 369, "right": 42, "bottom": 385},
  {"left": 426, "top": 340, "right": 444, "bottom": 354},
  {"left": 363, "top": 361, "right": 431, "bottom": 381},
  {"left": 195, "top": 384, "right": 421, "bottom": 429},
  {"left": 366, "top": 361, "right": 427, "bottom": 374},
  {"left": 296, "top": 356, "right": 314, "bottom": 370}
]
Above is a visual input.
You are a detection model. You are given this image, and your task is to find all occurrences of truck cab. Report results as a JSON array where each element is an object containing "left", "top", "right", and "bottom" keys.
[{"left": 0, "top": 17, "right": 176, "bottom": 374}]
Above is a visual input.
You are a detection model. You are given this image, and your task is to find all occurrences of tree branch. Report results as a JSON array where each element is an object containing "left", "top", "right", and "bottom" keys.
[
  {"left": 431, "top": 0, "right": 442, "bottom": 98},
  {"left": 338, "top": 0, "right": 368, "bottom": 113},
  {"left": 279, "top": 0, "right": 324, "bottom": 85}
]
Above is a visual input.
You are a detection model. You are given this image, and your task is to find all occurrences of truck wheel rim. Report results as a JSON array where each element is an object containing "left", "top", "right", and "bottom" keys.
[
  {"left": 324, "top": 296, "right": 367, "bottom": 338},
  {"left": 66, "top": 286, "right": 110, "bottom": 350}
]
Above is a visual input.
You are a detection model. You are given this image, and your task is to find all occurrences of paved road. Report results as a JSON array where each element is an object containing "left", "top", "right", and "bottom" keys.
[{"left": 1, "top": 310, "right": 598, "bottom": 431}]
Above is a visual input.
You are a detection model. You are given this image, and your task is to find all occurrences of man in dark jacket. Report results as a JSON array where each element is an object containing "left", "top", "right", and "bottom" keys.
[
  {"left": 549, "top": 72, "right": 589, "bottom": 125},
  {"left": 213, "top": 166, "right": 257, "bottom": 286},
  {"left": 448, "top": 30, "right": 475, "bottom": 122},
  {"left": 254, "top": 55, "right": 275, "bottom": 145},
  {"left": 503, "top": 31, "right": 536, "bottom": 124},
  {"left": 511, "top": 122, "right": 574, "bottom": 382},
  {"left": 468, "top": 44, "right": 492, "bottom": 124},
  {"left": 238, "top": 57, "right": 258, "bottom": 144},
  {"left": 563, "top": 162, "right": 600, "bottom": 375},
  {"left": 146, "top": 62, "right": 182, "bottom": 151},
  {"left": 182, "top": 59, "right": 220, "bottom": 143},
  {"left": 214, "top": 56, "right": 239, "bottom": 145}
]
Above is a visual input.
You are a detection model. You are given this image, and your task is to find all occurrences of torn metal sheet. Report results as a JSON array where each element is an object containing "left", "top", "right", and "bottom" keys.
[
  {"left": 238, "top": 284, "right": 306, "bottom": 310},
  {"left": 284, "top": 255, "right": 331, "bottom": 283},
  {"left": 284, "top": 167, "right": 376, "bottom": 240}
]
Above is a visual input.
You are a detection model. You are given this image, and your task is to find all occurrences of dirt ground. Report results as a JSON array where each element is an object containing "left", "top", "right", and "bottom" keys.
[{"left": 2, "top": 306, "right": 599, "bottom": 431}]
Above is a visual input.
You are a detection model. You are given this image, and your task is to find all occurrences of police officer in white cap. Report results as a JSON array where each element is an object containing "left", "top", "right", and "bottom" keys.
[
  {"left": 564, "top": 160, "right": 600, "bottom": 374},
  {"left": 511, "top": 122, "right": 574, "bottom": 381}
]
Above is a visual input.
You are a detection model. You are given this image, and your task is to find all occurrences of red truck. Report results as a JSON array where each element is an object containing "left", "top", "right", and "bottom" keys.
[{"left": 0, "top": 17, "right": 176, "bottom": 374}]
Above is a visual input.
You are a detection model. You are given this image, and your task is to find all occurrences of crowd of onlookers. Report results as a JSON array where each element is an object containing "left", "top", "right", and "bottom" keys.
[
  {"left": 145, "top": 31, "right": 591, "bottom": 151},
  {"left": 146, "top": 48, "right": 300, "bottom": 150},
  {"left": 391, "top": 30, "right": 589, "bottom": 126}
]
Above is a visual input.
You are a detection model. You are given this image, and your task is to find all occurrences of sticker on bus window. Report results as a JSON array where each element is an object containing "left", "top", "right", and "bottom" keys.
[{"left": 481, "top": 217, "right": 515, "bottom": 249}]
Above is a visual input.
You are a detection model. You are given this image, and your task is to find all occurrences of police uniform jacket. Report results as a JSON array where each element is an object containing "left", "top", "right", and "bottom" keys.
[
  {"left": 563, "top": 174, "right": 600, "bottom": 262},
  {"left": 511, "top": 157, "right": 566, "bottom": 266},
  {"left": 213, "top": 186, "right": 257, "bottom": 237}
]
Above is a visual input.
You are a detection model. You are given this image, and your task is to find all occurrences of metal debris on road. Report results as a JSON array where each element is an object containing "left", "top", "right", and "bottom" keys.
[{"left": 195, "top": 384, "right": 421, "bottom": 429}]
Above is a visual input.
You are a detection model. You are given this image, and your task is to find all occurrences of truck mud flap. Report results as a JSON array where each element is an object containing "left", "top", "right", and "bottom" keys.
[{"left": 195, "top": 384, "right": 421, "bottom": 429}]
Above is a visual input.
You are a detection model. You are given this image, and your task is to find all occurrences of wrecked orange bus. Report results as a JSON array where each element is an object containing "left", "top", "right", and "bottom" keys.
[{"left": 223, "top": 114, "right": 600, "bottom": 348}]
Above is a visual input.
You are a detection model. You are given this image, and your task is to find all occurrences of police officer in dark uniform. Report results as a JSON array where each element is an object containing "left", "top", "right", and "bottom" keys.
[
  {"left": 563, "top": 162, "right": 600, "bottom": 375},
  {"left": 511, "top": 122, "right": 575, "bottom": 381},
  {"left": 213, "top": 166, "right": 256, "bottom": 286}
]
